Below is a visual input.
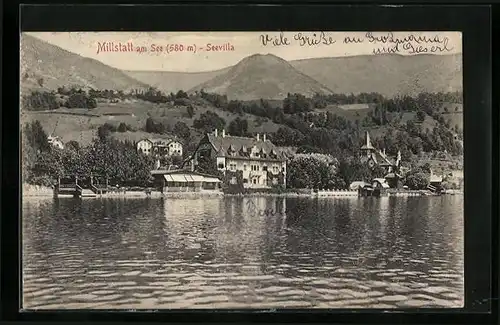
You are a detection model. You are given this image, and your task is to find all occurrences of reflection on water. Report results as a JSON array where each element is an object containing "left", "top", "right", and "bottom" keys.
[{"left": 22, "top": 196, "right": 463, "bottom": 309}]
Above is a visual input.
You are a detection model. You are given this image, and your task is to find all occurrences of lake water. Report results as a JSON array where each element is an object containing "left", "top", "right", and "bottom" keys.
[{"left": 22, "top": 195, "right": 464, "bottom": 310}]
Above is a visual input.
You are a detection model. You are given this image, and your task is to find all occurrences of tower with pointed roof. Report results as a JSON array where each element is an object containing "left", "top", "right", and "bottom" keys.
[
  {"left": 360, "top": 131, "right": 376, "bottom": 158},
  {"left": 359, "top": 131, "right": 404, "bottom": 188}
]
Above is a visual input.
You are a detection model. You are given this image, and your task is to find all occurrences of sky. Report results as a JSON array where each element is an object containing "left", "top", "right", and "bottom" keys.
[{"left": 25, "top": 31, "right": 462, "bottom": 73}]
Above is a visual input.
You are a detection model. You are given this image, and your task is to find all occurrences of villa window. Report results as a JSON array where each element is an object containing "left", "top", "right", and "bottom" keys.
[
  {"left": 243, "top": 178, "right": 248, "bottom": 183},
  {"left": 252, "top": 179, "right": 257, "bottom": 184},
  {"left": 263, "top": 166, "right": 268, "bottom": 171},
  {"left": 243, "top": 164, "right": 247, "bottom": 171},
  {"left": 230, "top": 164, "right": 236, "bottom": 171},
  {"left": 218, "top": 163, "right": 225, "bottom": 169}
]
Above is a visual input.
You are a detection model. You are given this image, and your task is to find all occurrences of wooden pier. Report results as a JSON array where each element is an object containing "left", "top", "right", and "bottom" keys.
[{"left": 55, "top": 175, "right": 109, "bottom": 198}]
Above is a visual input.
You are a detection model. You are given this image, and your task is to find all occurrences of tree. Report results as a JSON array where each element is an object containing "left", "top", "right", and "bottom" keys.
[
  {"left": 193, "top": 111, "right": 226, "bottom": 133},
  {"left": 145, "top": 117, "right": 165, "bottom": 134},
  {"left": 97, "top": 123, "right": 115, "bottom": 140},
  {"left": 65, "top": 93, "right": 97, "bottom": 109},
  {"left": 187, "top": 105, "right": 195, "bottom": 118},
  {"left": 405, "top": 172, "right": 428, "bottom": 190},
  {"left": 173, "top": 121, "right": 191, "bottom": 140},
  {"left": 228, "top": 117, "right": 248, "bottom": 136},
  {"left": 287, "top": 153, "right": 341, "bottom": 189},
  {"left": 416, "top": 110, "right": 426, "bottom": 122},
  {"left": 175, "top": 90, "right": 189, "bottom": 99},
  {"left": 117, "top": 122, "right": 128, "bottom": 133},
  {"left": 66, "top": 140, "right": 80, "bottom": 151},
  {"left": 283, "top": 93, "right": 313, "bottom": 114},
  {"left": 24, "top": 120, "right": 50, "bottom": 153},
  {"left": 23, "top": 91, "right": 60, "bottom": 110},
  {"left": 171, "top": 154, "right": 184, "bottom": 167},
  {"left": 337, "top": 159, "right": 373, "bottom": 187}
]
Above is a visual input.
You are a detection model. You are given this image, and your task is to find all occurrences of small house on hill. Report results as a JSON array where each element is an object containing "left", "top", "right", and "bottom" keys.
[
  {"left": 48, "top": 135, "right": 64, "bottom": 149},
  {"left": 137, "top": 138, "right": 183, "bottom": 157}
]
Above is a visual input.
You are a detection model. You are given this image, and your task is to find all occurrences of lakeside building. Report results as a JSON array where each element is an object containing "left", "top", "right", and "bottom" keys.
[
  {"left": 48, "top": 135, "right": 64, "bottom": 150},
  {"left": 137, "top": 138, "right": 183, "bottom": 157},
  {"left": 190, "top": 129, "right": 287, "bottom": 191},
  {"left": 428, "top": 170, "right": 444, "bottom": 193},
  {"left": 360, "top": 131, "right": 402, "bottom": 188},
  {"left": 151, "top": 169, "right": 221, "bottom": 193}
]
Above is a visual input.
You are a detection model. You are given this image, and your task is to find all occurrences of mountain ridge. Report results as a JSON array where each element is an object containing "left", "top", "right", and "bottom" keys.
[
  {"left": 188, "top": 53, "right": 334, "bottom": 100},
  {"left": 21, "top": 34, "right": 150, "bottom": 93},
  {"left": 126, "top": 53, "right": 462, "bottom": 98},
  {"left": 22, "top": 34, "right": 463, "bottom": 100}
]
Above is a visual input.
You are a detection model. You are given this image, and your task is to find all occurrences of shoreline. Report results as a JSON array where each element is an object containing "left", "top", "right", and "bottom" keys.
[
  {"left": 22, "top": 184, "right": 54, "bottom": 197},
  {"left": 22, "top": 184, "right": 463, "bottom": 199}
]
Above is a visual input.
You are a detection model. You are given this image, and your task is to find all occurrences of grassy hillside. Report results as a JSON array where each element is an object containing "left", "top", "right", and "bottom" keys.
[
  {"left": 21, "top": 95, "right": 461, "bottom": 157},
  {"left": 290, "top": 54, "right": 462, "bottom": 98},
  {"left": 21, "top": 34, "right": 150, "bottom": 94},
  {"left": 20, "top": 98, "right": 282, "bottom": 147}
]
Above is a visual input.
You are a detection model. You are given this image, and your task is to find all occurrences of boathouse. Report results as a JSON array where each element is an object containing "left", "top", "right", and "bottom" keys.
[
  {"left": 428, "top": 170, "right": 444, "bottom": 193},
  {"left": 151, "top": 169, "right": 222, "bottom": 193}
]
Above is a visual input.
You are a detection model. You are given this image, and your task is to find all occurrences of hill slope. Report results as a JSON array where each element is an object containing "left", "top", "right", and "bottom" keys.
[
  {"left": 124, "top": 68, "right": 230, "bottom": 94},
  {"left": 21, "top": 34, "right": 150, "bottom": 93},
  {"left": 189, "top": 54, "right": 333, "bottom": 100},
  {"left": 290, "top": 54, "right": 462, "bottom": 97}
]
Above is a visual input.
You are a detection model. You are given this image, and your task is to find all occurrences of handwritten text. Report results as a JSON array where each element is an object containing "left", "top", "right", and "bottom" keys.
[{"left": 258, "top": 32, "right": 455, "bottom": 55}]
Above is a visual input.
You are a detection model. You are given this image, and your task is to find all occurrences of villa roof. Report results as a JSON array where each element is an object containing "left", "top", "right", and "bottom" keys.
[
  {"left": 205, "top": 134, "right": 285, "bottom": 161},
  {"left": 368, "top": 150, "right": 394, "bottom": 166},
  {"left": 150, "top": 169, "right": 220, "bottom": 179},
  {"left": 375, "top": 150, "right": 395, "bottom": 166}
]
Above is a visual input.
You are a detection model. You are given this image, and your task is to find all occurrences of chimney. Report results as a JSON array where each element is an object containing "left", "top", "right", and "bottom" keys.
[
  {"left": 222, "top": 129, "right": 226, "bottom": 138},
  {"left": 215, "top": 129, "right": 218, "bottom": 137},
  {"left": 257, "top": 133, "right": 260, "bottom": 141},
  {"left": 263, "top": 134, "right": 267, "bottom": 142}
]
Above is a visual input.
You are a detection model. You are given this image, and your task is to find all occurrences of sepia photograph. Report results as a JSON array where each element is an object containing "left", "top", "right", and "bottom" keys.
[{"left": 21, "top": 31, "right": 464, "bottom": 310}]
